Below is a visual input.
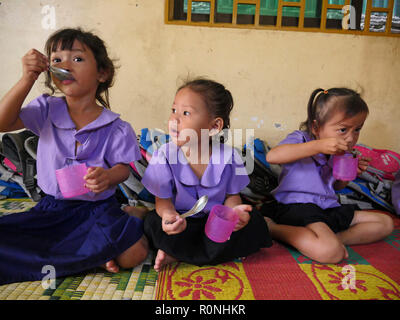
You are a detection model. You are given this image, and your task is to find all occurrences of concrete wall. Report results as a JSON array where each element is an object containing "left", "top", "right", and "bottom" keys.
[{"left": 0, "top": 0, "right": 399, "bottom": 150}]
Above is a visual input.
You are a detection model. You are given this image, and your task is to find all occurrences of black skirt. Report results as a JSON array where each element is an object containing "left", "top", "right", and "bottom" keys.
[{"left": 144, "top": 209, "right": 272, "bottom": 266}]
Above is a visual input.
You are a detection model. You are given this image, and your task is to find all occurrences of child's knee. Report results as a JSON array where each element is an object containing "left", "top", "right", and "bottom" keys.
[
  {"left": 380, "top": 214, "right": 394, "bottom": 237},
  {"left": 316, "top": 246, "right": 346, "bottom": 264},
  {"left": 308, "top": 240, "right": 346, "bottom": 264}
]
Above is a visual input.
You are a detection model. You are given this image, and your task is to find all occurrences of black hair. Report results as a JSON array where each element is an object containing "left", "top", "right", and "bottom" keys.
[
  {"left": 177, "top": 78, "right": 234, "bottom": 130},
  {"left": 300, "top": 87, "right": 369, "bottom": 136},
  {"left": 44, "top": 28, "right": 115, "bottom": 109}
]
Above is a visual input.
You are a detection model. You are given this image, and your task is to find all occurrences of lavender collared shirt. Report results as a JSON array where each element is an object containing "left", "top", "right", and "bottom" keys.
[
  {"left": 19, "top": 94, "right": 141, "bottom": 201},
  {"left": 271, "top": 130, "right": 340, "bottom": 209},
  {"left": 141, "top": 141, "right": 250, "bottom": 217}
]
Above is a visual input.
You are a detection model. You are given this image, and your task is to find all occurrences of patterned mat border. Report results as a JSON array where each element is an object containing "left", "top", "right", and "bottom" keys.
[{"left": 0, "top": 257, "right": 158, "bottom": 300}]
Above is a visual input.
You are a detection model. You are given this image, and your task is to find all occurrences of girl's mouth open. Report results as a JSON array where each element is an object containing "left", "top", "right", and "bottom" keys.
[{"left": 61, "top": 79, "right": 75, "bottom": 85}]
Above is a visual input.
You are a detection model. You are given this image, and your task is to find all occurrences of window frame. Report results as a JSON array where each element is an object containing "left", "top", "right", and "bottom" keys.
[{"left": 165, "top": 0, "right": 399, "bottom": 37}]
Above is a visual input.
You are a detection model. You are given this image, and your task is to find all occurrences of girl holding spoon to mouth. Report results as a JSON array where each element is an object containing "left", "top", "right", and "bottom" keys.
[{"left": 0, "top": 28, "right": 148, "bottom": 284}]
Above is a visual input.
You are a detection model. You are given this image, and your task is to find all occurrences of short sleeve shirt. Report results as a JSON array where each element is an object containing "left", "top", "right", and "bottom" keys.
[
  {"left": 271, "top": 130, "right": 340, "bottom": 209},
  {"left": 19, "top": 94, "right": 141, "bottom": 201},
  {"left": 141, "top": 141, "right": 250, "bottom": 217}
]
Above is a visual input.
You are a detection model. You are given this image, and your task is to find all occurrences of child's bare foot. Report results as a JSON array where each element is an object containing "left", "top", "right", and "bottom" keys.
[
  {"left": 122, "top": 205, "right": 148, "bottom": 219},
  {"left": 154, "top": 249, "right": 177, "bottom": 272},
  {"left": 102, "top": 260, "right": 119, "bottom": 273}
]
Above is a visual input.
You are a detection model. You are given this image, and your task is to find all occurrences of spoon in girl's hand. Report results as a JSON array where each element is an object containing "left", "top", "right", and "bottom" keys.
[
  {"left": 165, "top": 195, "right": 208, "bottom": 225},
  {"left": 49, "top": 66, "right": 74, "bottom": 81}
]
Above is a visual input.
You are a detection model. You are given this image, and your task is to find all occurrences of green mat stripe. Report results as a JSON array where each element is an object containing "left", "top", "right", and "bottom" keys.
[
  {"left": 116, "top": 269, "right": 131, "bottom": 291},
  {"left": 143, "top": 267, "right": 158, "bottom": 300},
  {"left": 0, "top": 263, "right": 157, "bottom": 300},
  {"left": 132, "top": 264, "right": 149, "bottom": 300},
  {"left": 122, "top": 263, "right": 142, "bottom": 299}
]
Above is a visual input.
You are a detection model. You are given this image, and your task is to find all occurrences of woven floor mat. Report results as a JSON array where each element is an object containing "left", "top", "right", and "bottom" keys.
[
  {"left": 156, "top": 212, "right": 400, "bottom": 300},
  {"left": 0, "top": 198, "right": 37, "bottom": 217},
  {"left": 2, "top": 199, "right": 400, "bottom": 300},
  {"left": 0, "top": 256, "right": 157, "bottom": 300}
]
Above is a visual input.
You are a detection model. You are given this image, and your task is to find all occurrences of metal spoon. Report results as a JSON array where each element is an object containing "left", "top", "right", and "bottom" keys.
[
  {"left": 49, "top": 66, "right": 74, "bottom": 81},
  {"left": 165, "top": 195, "right": 209, "bottom": 224}
]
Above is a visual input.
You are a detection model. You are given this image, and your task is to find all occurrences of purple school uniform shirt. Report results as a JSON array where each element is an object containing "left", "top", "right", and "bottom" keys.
[
  {"left": 19, "top": 94, "right": 141, "bottom": 201},
  {"left": 141, "top": 141, "right": 250, "bottom": 217},
  {"left": 271, "top": 130, "right": 340, "bottom": 209}
]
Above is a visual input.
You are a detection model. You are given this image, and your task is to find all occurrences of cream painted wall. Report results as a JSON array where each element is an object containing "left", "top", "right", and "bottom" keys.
[{"left": 0, "top": 0, "right": 399, "bottom": 150}]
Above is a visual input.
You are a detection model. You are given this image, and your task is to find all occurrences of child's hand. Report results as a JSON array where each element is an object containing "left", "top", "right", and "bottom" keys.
[
  {"left": 357, "top": 156, "right": 371, "bottom": 175},
  {"left": 232, "top": 204, "right": 252, "bottom": 232},
  {"left": 162, "top": 212, "right": 187, "bottom": 235},
  {"left": 84, "top": 167, "right": 112, "bottom": 194},
  {"left": 318, "top": 137, "right": 350, "bottom": 155},
  {"left": 22, "top": 49, "right": 49, "bottom": 82}
]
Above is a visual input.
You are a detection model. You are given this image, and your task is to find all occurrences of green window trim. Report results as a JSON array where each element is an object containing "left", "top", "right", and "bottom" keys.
[
  {"left": 185, "top": 0, "right": 319, "bottom": 18},
  {"left": 167, "top": 0, "right": 400, "bottom": 37},
  {"left": 184, "top": 0, "right": 399, "bottom": 18}
]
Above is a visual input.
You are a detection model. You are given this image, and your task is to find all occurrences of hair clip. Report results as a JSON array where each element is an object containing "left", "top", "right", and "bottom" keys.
[{"left": 323, "top": 90, "right": 328, "bottom": 94}]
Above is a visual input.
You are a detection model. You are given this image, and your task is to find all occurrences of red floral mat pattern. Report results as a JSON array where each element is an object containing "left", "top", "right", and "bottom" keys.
[{"left": 156, "top": 213, "right": 400, "bottom": 300}]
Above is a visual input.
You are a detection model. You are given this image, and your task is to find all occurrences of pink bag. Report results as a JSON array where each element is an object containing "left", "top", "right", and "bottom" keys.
[{"left": 353, "top": 144, "right": 400, "bottom": 181}]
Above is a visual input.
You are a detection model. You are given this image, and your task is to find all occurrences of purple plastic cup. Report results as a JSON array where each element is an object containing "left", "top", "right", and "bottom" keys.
[
  {"left": 333, "top": 153, "right": 358, "bottom": 181},
  {"left": 205, "top": 205, "right": 239, "bottom": 243},
  {"left": 56, "top": 163, "right": 89, "bottom": 198}
]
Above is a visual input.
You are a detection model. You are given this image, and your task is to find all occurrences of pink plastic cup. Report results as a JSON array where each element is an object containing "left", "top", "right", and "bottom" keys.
[
  {"left": 205, "top": 205, "right": 239, "bottom": 243},
  {"left": 56, "top": 163, "right": 89, "bottom": 198},
  {"left": 333, "top": 153, "right": 358, "bottom": 181}
]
